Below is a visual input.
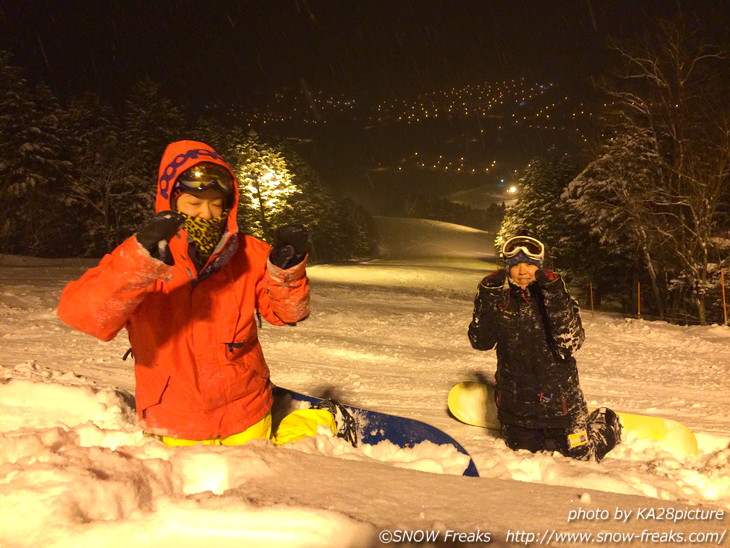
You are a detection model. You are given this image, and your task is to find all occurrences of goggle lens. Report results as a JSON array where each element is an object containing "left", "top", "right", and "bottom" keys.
[
  {"left": 176, "top": 162, "right": 233, "bottom": 193},
  {"left": 502, "top": 236, "right": 545, "bottom": 261}
]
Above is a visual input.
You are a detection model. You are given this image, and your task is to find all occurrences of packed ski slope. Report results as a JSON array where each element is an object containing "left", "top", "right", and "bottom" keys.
[{"left": 1, "top": 217, "right": 729, "bottom": 547}]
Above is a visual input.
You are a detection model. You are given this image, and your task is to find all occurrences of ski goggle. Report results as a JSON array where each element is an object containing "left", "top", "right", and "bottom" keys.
[
  {"left": 175, "top": 162, "right": 234, "bottom": 195},
  {"left": 501, "top": 235, "right": 545, "bottom": 262}
]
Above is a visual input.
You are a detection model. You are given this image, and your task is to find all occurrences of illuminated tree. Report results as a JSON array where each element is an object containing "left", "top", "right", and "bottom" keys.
[
  {"left": 191, "top": 125, "right": 378, "bottom": 262},
  {"left": 233, "top": 131, "right": 300, "bottom": 240}
]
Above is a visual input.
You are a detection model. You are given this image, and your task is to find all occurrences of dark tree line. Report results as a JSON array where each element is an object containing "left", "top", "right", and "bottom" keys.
[{"left": 0, "top": 52, "right": 378, "bottom": 262}]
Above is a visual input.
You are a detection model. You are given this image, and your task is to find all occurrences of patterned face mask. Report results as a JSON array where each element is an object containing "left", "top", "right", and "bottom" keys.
[{"left": 179, "top": 211, "right": 229, "bottom": 264}]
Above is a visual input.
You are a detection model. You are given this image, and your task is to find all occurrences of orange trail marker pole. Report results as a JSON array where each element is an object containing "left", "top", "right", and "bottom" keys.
[
  {"left": 589, "top": 283, "right": 595, "bottom": 317},
  {"left": 722, "top": 270, "right": 728, "bottom": 325}
]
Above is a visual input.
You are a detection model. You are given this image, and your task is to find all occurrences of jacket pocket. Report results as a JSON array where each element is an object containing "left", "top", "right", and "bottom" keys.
[
  {"left": 218, "top": 337, "right": 270, "bottom": 379},
  {"left": 224, "top": 340, "right": 248, "bottom": 361},
  {"left": 140, "top": 375, "right": 171, "bottom": 420},
  {"left": 198, "top": 342, "right": 269, "bottom": 410}
]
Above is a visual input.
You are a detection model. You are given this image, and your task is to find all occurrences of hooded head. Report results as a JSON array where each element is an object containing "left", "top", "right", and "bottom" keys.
[
  {"left": 156, "top": 141, "right": 240, "bottom": 264},
  {"left": 156, "top": 140, "right": 238, "bottom": 213}
]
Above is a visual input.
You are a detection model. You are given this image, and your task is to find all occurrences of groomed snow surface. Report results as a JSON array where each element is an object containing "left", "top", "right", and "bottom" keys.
[{"left": 1, "top": 218, "right": 729, "bottom": 547}]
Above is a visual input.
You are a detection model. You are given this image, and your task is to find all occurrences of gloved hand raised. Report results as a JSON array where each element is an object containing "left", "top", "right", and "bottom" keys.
[
  {"left": 533, "top": 268, "right": 557, "bottom": 287},
  {"left": 483, "top": 269, "right": 507, "bottom": 287},
  {"left": 269, "top": 225, "right": 309, "bottom": 269},
  {"left": 136, "top": 211, "right": 185, "bottom": 258}
]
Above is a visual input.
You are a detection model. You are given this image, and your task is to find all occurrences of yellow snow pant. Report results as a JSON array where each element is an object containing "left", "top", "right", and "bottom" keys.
[{"left": 160, "top": 408, "right": 337, "bottom": 447}]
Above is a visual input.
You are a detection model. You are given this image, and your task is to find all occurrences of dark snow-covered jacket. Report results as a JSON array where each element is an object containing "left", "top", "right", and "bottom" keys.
[{"left": 468, "top": 269, "right": 588, "bottom": 429}]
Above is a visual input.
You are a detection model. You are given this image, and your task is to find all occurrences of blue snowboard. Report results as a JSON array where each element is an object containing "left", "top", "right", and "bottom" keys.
[{"left": 273, "top": 386, "right": 479, "bottom": 477}]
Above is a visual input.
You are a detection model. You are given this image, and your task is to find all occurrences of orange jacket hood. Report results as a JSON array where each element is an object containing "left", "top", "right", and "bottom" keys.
[{"left": 156, "top": 140, "right": 240, "bottom": 233}]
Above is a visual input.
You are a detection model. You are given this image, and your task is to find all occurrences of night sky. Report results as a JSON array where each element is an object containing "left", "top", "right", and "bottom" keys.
[{"left": 2, "top": 0, "right": 728, "bottom": 108}]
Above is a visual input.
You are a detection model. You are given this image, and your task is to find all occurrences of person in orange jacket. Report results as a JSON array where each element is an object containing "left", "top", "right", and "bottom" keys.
[{"left": 58, "top": 140, "right": 354, "bottom": 446}]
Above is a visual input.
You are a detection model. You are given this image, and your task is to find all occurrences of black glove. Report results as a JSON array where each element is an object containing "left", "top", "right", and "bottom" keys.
[
  {"left": 269, "top": 225, "right": 308, "bottom": 269},
  {"left": 533, "top": 268, "right": 554, "bottom": 287},
  {"left": 483, "top": 269, "right": 507, "bottom": 287},
  {"left": 136, "top": 211, "right": 185, "bottom": 257}
]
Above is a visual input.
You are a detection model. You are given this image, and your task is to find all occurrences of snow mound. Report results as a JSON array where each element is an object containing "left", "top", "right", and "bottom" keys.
[{"left": 0, "top": 374, "right": 464, "bottom": 547}]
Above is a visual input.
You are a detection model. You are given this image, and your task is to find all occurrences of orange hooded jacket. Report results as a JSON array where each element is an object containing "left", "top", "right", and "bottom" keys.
[{"left": 57, "top": 141, "right": 309, "bottom": 440}]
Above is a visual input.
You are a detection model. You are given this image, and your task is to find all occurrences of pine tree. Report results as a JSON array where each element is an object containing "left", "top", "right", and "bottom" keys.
[
  {"left": 333, "top": 198, "right": 379, "bottom": 261},
  {"left": 113, "top": 79, "right": 187, "bottom": 243},
  {"left": 0, "top": 52, "right": 74, "bottom": 256},
  {"left": 121, "top": 78, "right": 187, "bottom": 175},
  {"left": 63, "top": 92, "right": 138, "bottom": 254},
  {"left": 497, "top": 156, "right": 582, "bottom": 270},
  {"left": 565, "top": 131, "right": 669, "bottom": 317}
]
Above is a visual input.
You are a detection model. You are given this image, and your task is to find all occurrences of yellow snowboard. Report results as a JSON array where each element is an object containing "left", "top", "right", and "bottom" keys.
[{"left": 448, "top": 381, "right": 698, "bottom": 458}]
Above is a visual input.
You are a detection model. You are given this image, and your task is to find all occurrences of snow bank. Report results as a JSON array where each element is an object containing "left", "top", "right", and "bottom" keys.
[{"left": 0, "top": 374, "right": 381, "bottom": 547}]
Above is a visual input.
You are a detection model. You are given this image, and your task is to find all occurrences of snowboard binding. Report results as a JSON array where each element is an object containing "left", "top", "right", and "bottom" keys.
[
  {"left": 588, "top": 407, "right": 622, "bottom": 461},
  {"left": 315, "top": 399, "right": 359, "bottom": 447}
]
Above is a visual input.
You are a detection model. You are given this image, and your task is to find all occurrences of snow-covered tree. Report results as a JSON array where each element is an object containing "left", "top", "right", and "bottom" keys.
[
  {"left": 226, "top": 131, "right": 378, "bottom": 261},
  {"left": 121, "top": 79, "right": 187, "bottom": 176},
  {"left": 190, "top": 121, "right": 379, "bottom": 263},
  {"left": 0, "top": 52, "right": 74, "bottom": 256},
  {"left": 497, "top": 156, "right": 582, "bottom": 270},
  {"left": 565, "top": 131, "right": 671, "bottom": 317},
  {"left": 111, "top": 79, "right": 187, "bottom": 243},
  {"left": 568, "top": 20, "right": 730, "bottom": 323},
  {"left": 62, "top": 94, "right": 142, "bottom": 254},
  {"left": 56, "top": 80, "right": 186, "bottom": 255}
]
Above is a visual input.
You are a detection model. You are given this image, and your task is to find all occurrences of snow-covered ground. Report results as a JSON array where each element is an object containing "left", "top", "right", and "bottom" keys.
[{"left": 1, "top": 218, "right": 729, "bottom": 547}]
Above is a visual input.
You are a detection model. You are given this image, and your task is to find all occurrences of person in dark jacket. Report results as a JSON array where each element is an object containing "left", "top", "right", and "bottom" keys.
[{"left": 468, "top": 233, "right": 619, "bottom": 461}]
